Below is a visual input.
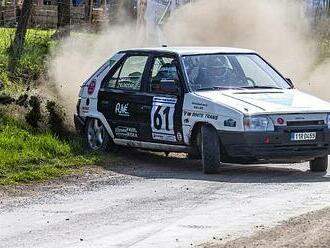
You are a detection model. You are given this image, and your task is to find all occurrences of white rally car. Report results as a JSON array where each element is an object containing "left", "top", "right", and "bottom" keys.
[{"left": 75, "top": 47, "right": 330, "bottom": 174}]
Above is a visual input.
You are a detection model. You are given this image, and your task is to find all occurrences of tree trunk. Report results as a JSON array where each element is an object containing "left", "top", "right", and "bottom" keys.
[
  {"left": 57, "top": 0, "right": 71, "bottom": 37},
  {"left": 8, "top": 0, "right": 33, "bottom": 73},
  {"left": 85, "top": 0, "right": 92, "bottom": 23}
]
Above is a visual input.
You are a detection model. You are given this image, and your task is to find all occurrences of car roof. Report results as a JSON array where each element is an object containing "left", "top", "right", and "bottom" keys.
[{"left": 119, "top": 47, "right": 256, "bottom": 55}]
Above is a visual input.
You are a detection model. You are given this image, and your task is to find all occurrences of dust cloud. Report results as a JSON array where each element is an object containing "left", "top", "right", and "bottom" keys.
[
  {"left": 47, "top": 24, "right": 139, "bottom": 114},
  {"left": 48, "top": 0, "right": 330, "bottom": 117}
]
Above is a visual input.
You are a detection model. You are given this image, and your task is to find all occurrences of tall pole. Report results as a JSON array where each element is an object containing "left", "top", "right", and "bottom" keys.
[
  {"left": 57, "top": 0, "right": 71, "bottom": 37},
  {"left": 8, "top": 0, "right": 33, "bottom": 73}
]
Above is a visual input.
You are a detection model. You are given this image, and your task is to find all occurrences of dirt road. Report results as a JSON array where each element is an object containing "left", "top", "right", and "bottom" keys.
[
  {"left": 206, "top": 207, "right": 330, "bottom": 248},
  {"left": 1, "top": 150, "right": 330, "bottom": 248}
]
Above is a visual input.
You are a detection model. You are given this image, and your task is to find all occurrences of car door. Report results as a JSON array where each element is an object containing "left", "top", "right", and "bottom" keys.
[
  {"left": 97, "top": 53, "right": 151, "bottom": 141},
  {"left": 139, "top": 55, "right": 185, "bottom": 144}
]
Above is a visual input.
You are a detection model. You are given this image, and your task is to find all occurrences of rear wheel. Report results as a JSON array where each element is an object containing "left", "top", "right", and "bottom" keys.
[
  {"left": 310, "top": 155, "right": 328, "bottom": 172},
  {"left": 201, "top": 125, "right": 221, "bottom": 174},
  {"left": 84, "top": 118, "right": 112, "bottom": 152}
]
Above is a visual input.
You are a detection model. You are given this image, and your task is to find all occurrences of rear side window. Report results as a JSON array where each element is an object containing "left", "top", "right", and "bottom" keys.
[{"left": 103, "top": 55, "right": 148, "bottom": 91}]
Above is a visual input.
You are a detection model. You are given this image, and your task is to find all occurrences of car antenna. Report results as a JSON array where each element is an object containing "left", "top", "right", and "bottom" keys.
[{"left": 162, "top": 44, "right": 168, "bottom": 47}]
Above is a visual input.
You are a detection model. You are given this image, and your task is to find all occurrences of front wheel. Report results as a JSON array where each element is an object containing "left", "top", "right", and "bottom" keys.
[
  {"left": 201, "top": 125, "right": 221, "bottom": 174},
  {"left": 310, "top": 155, "right": 328, "bottom": 172},
  {"left": 84, "top": 118, "right": 112, "bottom": 152}
]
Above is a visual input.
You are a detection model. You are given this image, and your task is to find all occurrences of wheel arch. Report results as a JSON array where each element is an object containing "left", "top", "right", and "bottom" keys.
[
  {"left": 84, "top": 113, "right": 115, "bottom": 139},
  {"left": 190, "top": 122, "right": 216, "bottom": 146},
  {"left": 190, "top": 121, "right": 228, "bottom": 158}
]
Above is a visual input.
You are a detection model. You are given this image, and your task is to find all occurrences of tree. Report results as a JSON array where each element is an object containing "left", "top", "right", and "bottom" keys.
[
  {"left": 315, "top": 0, "right": 330, "bottom": 17},
  {"left": 57, "top": 0, "right": 71, "bottom": 37},
  {"left": 8, "top": 0, "right": 33, "bottom": 73},
  {"left": 85, "top": 0, "right": 92, "bottom": 23}
]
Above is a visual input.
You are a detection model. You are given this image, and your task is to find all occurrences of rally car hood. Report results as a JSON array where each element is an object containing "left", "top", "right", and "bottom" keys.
[{"left": 195, "top": 89, "right": 330, "bottom": 115}]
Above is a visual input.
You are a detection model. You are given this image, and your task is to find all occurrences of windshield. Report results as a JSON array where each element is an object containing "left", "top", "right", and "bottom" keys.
[{"left": 181, "top": 54, "right": 291, "bottom": 91}]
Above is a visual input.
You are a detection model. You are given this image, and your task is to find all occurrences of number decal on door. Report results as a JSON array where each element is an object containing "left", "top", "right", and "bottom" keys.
[
  {"left": 153, "top": 106, "right": 171, "bottom": 131},
  {"left": 151, "top": 97, "right": 177, "bottom": 142}
]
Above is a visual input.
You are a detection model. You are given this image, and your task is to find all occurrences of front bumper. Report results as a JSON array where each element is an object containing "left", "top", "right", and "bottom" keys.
[{"left": 219, "top": 126, "right": 330, "bottom": 163}]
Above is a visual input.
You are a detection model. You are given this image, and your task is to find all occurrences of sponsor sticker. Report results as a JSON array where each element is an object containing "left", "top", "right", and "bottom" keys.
[
  {"left": 82, "top": 106, "right": 89, "bottom": 113},
  {"left": 115, "top": 126, "right": 138, "bottom": 138},
  {"left": 192, "top": 112, "right": 204, "bottom": 118},
  {"left": 117, "top": 81, "right": 136, "bottom": 89},
  {"left": 87, "top": 80, "right": 96, "bottom": 95},
  {"left": 205, "top": 114, "right": 218, "bottom": 120},
  {"left": 277, "top": 117, "right": 285, "bottom": 125},
  {"left": 183, "top": 111, "right": 192, "bottom": 117},
  {"left": 115, "top": 103, "right": 129, "bottom": 117},
  {"left": 188, "top": 111, "right": 218, "bottom": 121},
  {"left": 224, "top": 118, "right": 237, "bottom": 127},
  {"left": 176, "top": 132, "right": 183, "bottom": 142},
  {"left": 192, "top": 102, "right": 208, "bottom": 110},
  {"left": 152, "top": 133, "right": 176, "bottom": 142}
]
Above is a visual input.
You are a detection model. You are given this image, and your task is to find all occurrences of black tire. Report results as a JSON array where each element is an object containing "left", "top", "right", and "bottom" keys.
[
  {"left": 201, "top": 125, "right": 221, "bottom": 174},
  {"left": 310, "top": 155, "right": 328, "bottom": 172},
  {"left": 187, "top": 131, "right": 202, "bottom": 159},
  {"left": 84, "top": 118, "right": 113, "bottom": 152}
]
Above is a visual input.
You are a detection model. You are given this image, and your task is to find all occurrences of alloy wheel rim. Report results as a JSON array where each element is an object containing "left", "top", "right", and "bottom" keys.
[{"left": 87, "top": 119, "right": 104, "bottom": 150}]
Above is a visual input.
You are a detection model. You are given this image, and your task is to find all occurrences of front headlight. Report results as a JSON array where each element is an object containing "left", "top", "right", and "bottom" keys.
[
  {"left": 327, "top": 114, "right": 330, "bottom": 129},
  {"left": 244, "top": 115, "right": 274, "bottom": 132}
]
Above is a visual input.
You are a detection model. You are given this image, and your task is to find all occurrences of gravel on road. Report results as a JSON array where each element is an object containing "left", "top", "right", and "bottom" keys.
[
  {"left": 1, "top": 149, "right": 330, "bottom": 248},
  {"left": 206, "top": 207, "right": 330, "bottom": 248}
]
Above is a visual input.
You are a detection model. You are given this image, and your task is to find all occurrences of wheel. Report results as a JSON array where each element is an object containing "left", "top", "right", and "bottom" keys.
[
  {"left": 84, "top": 118, "right": 112, "bottom": 152},
  {"left": 310, "top": 155, "right": 328, "bottom": 172},
  {"left": 187, "top": 130, "right": 201, "bottom": 159},
  {"left": 200, "top": 125, "right": 221, "bottom": 174}
]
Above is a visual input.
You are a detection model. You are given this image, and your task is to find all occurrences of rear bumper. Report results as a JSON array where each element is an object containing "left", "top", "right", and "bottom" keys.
[
  {"left": 74, "top": 114, "right": 85, "bottom": 133},
  {"left": 218, "top": 128, "right": 330, "bottom": 163}
]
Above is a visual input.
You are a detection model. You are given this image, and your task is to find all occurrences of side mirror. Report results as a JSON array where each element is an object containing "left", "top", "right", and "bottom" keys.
[
  {"left": 286, "top": 78, "right": 294, "bottom": 88},
  {"left": 159, "top": 79, "right": 180, "bottom": 94}
]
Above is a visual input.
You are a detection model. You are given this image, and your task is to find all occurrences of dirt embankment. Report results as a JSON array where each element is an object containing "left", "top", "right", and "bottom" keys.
[{"left": 206, "top": 207, "right": 330, "bottom": 248}]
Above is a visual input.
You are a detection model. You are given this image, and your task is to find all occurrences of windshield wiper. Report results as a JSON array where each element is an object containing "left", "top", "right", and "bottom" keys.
[
  {"left": 241, "top": 86, "right": 282, "bottom": 89},
  {"left": 196, "top": 86, "right": 246, "bottom": 91}
]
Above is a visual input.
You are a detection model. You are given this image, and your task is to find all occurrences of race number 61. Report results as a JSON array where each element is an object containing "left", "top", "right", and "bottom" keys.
[{"left": 151, "top": 97, "right": 176, "bottom": 134}]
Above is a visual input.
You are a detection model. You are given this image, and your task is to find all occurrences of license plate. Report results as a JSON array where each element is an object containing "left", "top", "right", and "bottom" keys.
[{"left": 291, "top": 132, "right": 316, "bottom": 141}]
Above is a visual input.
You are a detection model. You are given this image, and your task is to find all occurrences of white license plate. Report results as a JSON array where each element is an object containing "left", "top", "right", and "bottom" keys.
[{"left": 291, "top": 132, "right": 316, "bottom": 141}]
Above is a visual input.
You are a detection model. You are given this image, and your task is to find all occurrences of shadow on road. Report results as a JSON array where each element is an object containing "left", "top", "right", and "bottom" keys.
[{"left": 100, "top": 148, "right": 330, "bottom": 184}]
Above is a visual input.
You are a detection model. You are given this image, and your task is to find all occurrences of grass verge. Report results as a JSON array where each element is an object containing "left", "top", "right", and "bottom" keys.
[
  {"left": 0, "top": 113, "right": 105, "bottom": 185},
  {"left": 0, "top": 28, "right": 112, "bottom": 185}
]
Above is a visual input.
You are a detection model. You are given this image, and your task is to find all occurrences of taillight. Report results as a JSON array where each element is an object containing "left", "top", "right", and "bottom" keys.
[{"left": 87, "top": 80, "right": 96, "bottom": 95}]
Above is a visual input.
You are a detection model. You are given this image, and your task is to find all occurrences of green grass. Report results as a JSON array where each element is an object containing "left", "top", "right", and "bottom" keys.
[
  {"left": 0, "top": 28, "right": 113, "bottom": 185},
  {"left": 0, "top": 28, "right": 55, "bottom": 95},
  {"left": 0, "top": 113, "right": 104, "bottom": 185}
]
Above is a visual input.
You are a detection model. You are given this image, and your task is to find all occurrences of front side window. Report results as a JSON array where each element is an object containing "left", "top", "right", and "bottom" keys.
[
  {"left": 149, "top": 57, "right": 179, "bottom": 94},
  {"left": 182, "top": 54, "right": 290, "bottom": 91},
  {"left": 103, "top": 55, "right": 148, "bottom": 91}
]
